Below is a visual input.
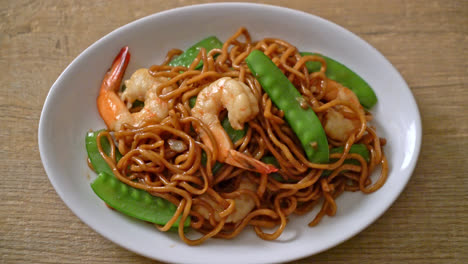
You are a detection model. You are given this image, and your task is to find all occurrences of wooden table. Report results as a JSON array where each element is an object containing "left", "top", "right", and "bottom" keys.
[{"left": 1, "top": 1, "right": 467, "bottom": 263}]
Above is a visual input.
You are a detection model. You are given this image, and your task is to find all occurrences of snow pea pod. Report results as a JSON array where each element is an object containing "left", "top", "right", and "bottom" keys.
[
  {"left": 300, "top": 52, "right": 377, "bottom": 109},
  {"left": 169, "top": 36, "right": 223, "bottom": 69},
  {"left": 85, "top": 130, "right": 122, "bottom": 177},
  {"left": 246, "top": 50, "right": 329, "bottom": 163},
  {"left": 330, "top": 143, "right": 370, "bottom": 163},
  {"left": 322, "top": 144, "right": 370, "bottom": 177},
  {"left": 91, "top": 172, "right": 190, "bottom": 227},
  {"left": 85, "top": 131, "right": 189, "bottom": 227}
]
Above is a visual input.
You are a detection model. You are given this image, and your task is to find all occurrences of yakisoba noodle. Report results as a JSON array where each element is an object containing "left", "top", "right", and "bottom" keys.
[{"left": 95, "top": 27, "right": 388, "bottom": 245}]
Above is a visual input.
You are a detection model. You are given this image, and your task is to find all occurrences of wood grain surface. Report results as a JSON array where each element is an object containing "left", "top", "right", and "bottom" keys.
[{"left": 1, "top": 0, "right": 467, "bottom": 263}]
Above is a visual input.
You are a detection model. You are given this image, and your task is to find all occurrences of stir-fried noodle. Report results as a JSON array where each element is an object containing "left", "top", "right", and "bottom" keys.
[{"left": 95, "top": 27, "right": 388, "bottom": 245}]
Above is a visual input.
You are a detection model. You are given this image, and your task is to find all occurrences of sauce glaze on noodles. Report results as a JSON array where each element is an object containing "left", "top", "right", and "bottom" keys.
[{"left": 96, "top": 27, "right": 388, "bottom": 245}]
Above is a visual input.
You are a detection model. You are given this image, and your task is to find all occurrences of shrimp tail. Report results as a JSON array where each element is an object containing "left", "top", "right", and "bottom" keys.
[
  {"left": 97, "top": 46, "right": 131, "bottom": 130},
  {"left": 103, "top": 46, "right": 131, "bottom": 92},
  {"left": 225, "top": 150, "right": 278, "bottom": 174}
]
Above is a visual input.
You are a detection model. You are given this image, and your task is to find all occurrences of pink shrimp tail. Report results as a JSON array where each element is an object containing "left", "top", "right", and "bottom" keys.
[
  {"left": 225, "top": 150, "right": 278, "bottom": 174},
  {"left": 102, "top": 46, "right": 130, "bottom": 93},
  {"left": 97, "top": 46, "right": 131, "bottom": 130}
]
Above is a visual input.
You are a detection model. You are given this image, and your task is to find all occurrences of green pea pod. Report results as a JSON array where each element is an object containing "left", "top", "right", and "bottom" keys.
[
  {"left": 322, "top": 144, "right": 370, "bottom": 177},
  {"left": 85, "top": 131, "right": 190, "bottom": 228},
  {"left": 85, "top": 130, "right": 122, "bottom": 176},
  {"left": 300, "top": 52, "right": 377, "bottom": 109},
  {"left": 169, "top": 36, "right": 223, "bottom": 69},
  {"left": 246, "top": 50, "right": 329, "bottom": 163},
  {"left": 330, "top": 144, "right": 370, "bottom": 163},
  {"left": 91, "top": 172, "right": 190, "bottom": 227}
]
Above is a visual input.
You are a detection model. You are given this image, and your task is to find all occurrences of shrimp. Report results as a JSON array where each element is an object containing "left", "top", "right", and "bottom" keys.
[
  {"left": 121, "top": 68, "right": 169, "bottom": 109},
  {"left": 97, "top": 47, "right": 169, "bottom": 131},
  {"left": 197, "top": 176, "right": 257, "bottom": 223},
  {"left": 322, "top": 79, "right": 364, "bottom": 142},
  {"left": 191, "top": 77, "right": 278, "bottom": 174}
]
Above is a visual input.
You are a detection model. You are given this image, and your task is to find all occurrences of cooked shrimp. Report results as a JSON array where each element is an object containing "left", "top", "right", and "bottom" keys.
[
  {"left": 97, "top": 47, "right": 169, "bottom": 131},
  {"left": 197, "top": 176, "right": 257, "bottom": 223},
  {"left": 191, "top": 77, "right": 278, "bottom": 174},
  {"left": 121, "top": 68, "right": 169, "bottom": 109},
  {"left": 322, "top": 80, "right": 363, "bottom": 142}
]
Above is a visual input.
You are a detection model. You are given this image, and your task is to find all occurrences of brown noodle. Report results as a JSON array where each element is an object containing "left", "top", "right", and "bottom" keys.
[{"left": 96, "top": 27, "right": 388, "bottom": 245}]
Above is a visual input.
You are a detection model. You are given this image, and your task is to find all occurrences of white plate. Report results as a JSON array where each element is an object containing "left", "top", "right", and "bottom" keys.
[{"left": 38, "top": 3, "right": 421, "bottom": 264}]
